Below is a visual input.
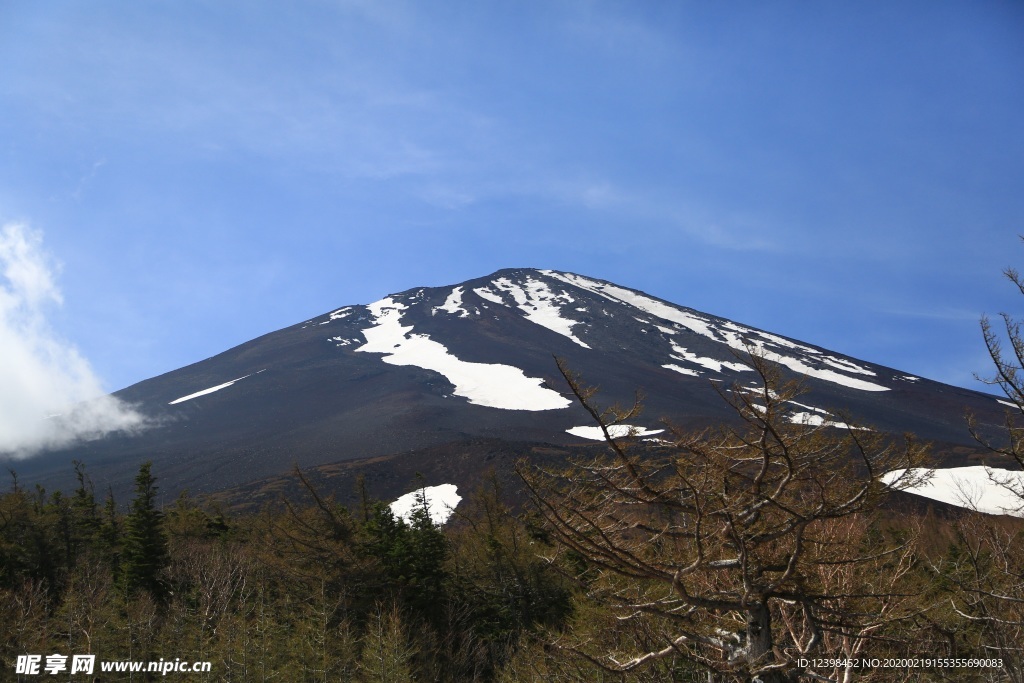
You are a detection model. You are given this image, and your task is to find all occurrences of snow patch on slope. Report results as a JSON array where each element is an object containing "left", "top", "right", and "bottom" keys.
[
  {"left": 663, "top": 364, "right": 701, "bottom": 377},
  {"left": 390, "top": 484, "right": 462, "bottom": 525},
  {"left": 788, "top": 411, "right": 868, "bottom": 430},
  {"left": 434, "top": 286, "right": 469, "bottom": 317},
  {"left": 759, "top": 355, "right": 886, "bottom": 391},
  {"left": 542, "top": 271, "right": 888, "bottom": 392},
  {"left": 567, "top": 424, "right": 665, "bottom": 441},
  {"left": 491, "top": 276, "right": 591, "bottom": 348},
  {"left": 882, "top": 467, "right": 1024, "bottom": 517},
  {"left": 356, "top": 297, "right": 571, "bottom": 411},
  {"left": 733, "top": 390, "right": 869, "bottom": 430},
  {"left": 668, "top": 341, "right": 751, "bottom": 373},
  {"left": 330, "top": 336, "right": 358, "bottom": 347},
  {"left": 473, "top": 287, "right": 504, "bottom": 304},
  {"left": 169, "top": 370, "right": 265, "bottom": 405}
]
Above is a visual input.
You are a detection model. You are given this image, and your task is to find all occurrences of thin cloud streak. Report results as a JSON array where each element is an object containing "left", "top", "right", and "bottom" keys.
[
  {"left": 0, "top": 223, "right": 147, "bottom": 458},
  {"left": 881, "top": 306, "right": 983, "bottom": 322}
]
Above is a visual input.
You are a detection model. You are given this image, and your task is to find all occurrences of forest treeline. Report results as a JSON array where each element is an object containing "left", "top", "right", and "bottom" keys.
[
  {"left": 2, "top": 423, "right": 1024, "bottom": 681},
  {"left": 6, "top": 332, "right": 1024, "bottom": 682},
  {"left": 1, "top": 458, "right": 577, "bottom": 682}
]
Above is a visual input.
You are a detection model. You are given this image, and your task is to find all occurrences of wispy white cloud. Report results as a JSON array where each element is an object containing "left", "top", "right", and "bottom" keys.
[
  {"left": 536, "top": 175, "right": 779, "bottom": 252},
  {"left": 1, "top": 3, "right": 451, "bottom": 182},
  {"left": 563, "top": 2, "right": 679, "bottom": 63},
  {"left": 71, "top": 158, "right": 106, "bottom": 200},
  {"left": 881, "top": 306, "right": 982, "bottom": 322},
  {"left": 416, "top": 183, "right": 477, "bottom": 210},
  {"left": 0, "top": 223, "right": 147, "bottom": 457}
]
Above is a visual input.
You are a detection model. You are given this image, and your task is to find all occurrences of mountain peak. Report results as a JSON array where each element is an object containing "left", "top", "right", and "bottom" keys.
[{"left": 12, "top": 268, "right": 1004, "bottom": 504}]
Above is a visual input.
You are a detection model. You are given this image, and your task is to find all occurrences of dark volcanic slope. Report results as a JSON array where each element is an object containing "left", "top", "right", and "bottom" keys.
[{"left": 8, "top": 268, "right": 1006, "bottom": 499}]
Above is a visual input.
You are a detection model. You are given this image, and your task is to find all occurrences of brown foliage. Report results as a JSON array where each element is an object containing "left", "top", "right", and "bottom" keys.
[{"left": 520, "top": 354, "right": 930, "bottom": 682}]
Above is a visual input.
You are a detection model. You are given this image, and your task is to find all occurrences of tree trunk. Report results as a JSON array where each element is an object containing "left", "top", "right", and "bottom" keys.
[{"left": 746, "top": 603, "right": 788, "bottom": 683}]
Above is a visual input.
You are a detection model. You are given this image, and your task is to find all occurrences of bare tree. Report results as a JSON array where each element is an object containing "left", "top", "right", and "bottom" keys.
[
  {"left": 940, "top": 512, "right": 1024, "bottom": 683},
  {"left": 359, "top": 602, "right": 416, "bottom": 683},
  {"left": 970, "top": 266, "right": 1024, "bottom": 476},
  {"left": 520, "top": 355, "right": 929, "bottom": 682},
  {"left": 780, "top": 515, "right": 924, "bottom": 683},
  {"left": 946, "top": 258, "right": 1024, "bottom": 680}
]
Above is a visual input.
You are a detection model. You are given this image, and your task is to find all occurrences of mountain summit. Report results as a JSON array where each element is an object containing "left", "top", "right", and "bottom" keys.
[{"left": 9, "top": 268, "right": 1006, "bottom": 499}]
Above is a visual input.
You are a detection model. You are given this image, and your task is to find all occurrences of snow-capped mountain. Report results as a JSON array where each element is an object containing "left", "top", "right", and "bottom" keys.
[{"left": 8, "top": 268, "right": 1012, "bottom": 509}]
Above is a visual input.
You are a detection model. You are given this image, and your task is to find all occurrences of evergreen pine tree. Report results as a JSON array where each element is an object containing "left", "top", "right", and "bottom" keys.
[
  {"left": 405, "top": 486, "right": 449, "bottom": 618},
  {"left": 120, "top": 462, "right": 169, "bottom": 599},
  {"left": 71, "top": 461, "right": 100, "bottom": 549},
  {"left": 98, "top": 488, "right": 122, "bottom": 580}
]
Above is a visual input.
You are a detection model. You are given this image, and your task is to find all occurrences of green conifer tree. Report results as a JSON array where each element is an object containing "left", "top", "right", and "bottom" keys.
[
  {"left": 71, "top": 461, "right": 98, "bottom": 528},
  {"left": 405, "top": 486, "right": 449, "bottom": 619},
  {"left": 120, "top": 462, "right": 169, "bottom": 599}
]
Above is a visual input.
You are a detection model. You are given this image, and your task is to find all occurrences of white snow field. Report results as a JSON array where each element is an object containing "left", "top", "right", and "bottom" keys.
[
  {"left": 733, "top": 389, "right": 870, "bottom": 430},
  {"left": 357, "top": 297, "right": 571, "bottom": 411},
  {"left": 566, "top": 424, "right": 665, "bottom": 441},
  {"left": 491, "top": 276, "right": 591, "bottom": 348},
  {"left": 882, "top": 467, "right": 1024, "bottom": 517},
  {"left": 168, "top": 370, "right": 265, "bottom": 405},
  {"left": 433, "top": 286, "right": 469, "bottom": 317},
  {"left": 787, "top": 411, "right": 865, "bottom": 430},
  {"left": 668, "top": 341, "right": 751, "bottom": 373},
  {"left": 541, "top": 271, "right": 889, "bottom": 392},
  {"left": 662, "top": 363, "right": 701, "bottom": 377},
  {"left": 472, "top": 287, "right": 504, "bottom": 304},
  {"left": 390, "top": 484, "right": 462, "bottom": 525},
  {"left": 434, "top": 278, "right": 591, "bottom": 347}
]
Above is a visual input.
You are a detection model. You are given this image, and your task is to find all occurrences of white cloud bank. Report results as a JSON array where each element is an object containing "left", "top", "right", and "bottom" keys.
[{"left": 0, "top": 224, "right": 146, "bottom": 457}]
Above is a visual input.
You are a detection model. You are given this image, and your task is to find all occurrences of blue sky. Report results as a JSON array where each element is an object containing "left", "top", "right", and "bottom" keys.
[{"left": 1, "top": 0, "right": 1022, "bottom": 405}]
